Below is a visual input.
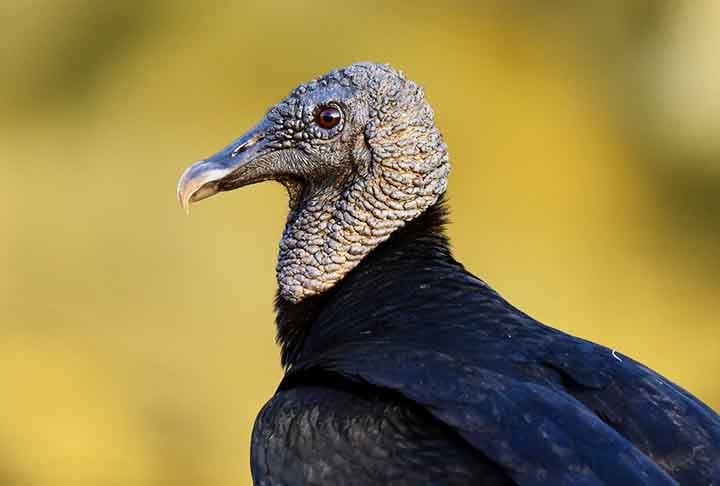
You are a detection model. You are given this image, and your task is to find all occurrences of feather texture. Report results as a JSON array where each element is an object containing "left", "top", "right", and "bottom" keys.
[{"left": 252, "top": 199, "right": 720, "bottom": 485}]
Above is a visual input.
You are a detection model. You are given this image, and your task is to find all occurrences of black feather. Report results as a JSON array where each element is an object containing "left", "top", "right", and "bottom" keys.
[{"left": 253, "top": 196, "right": 720, "bottom": 485}]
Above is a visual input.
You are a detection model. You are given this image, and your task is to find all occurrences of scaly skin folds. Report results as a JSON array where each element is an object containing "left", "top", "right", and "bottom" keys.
[{"left": 274, "top": 64, "right": 450, "bottom": 302}]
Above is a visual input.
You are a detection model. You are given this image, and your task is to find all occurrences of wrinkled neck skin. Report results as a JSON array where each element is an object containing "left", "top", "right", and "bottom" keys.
[
  {"left": 277, "top": 111, "right": 450, "bottom": 303},
  {"left": 275, "top": 197, "right": 454, "bottom": 368}
]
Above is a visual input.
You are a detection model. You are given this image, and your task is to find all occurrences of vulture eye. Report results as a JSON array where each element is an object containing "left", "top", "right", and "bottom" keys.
[{"left": 315, "top": 106, "right": 342, "bottom": 129}]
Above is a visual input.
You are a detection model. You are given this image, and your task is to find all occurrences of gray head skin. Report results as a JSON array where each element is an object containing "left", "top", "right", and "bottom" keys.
[{"left": 177, "top": 62, "right": 450, "bottom": 302}]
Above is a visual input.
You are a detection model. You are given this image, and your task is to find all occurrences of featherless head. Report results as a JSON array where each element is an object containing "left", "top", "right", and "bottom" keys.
[{"left": 177, "top": 62, "right": 450, "bottom": 302}]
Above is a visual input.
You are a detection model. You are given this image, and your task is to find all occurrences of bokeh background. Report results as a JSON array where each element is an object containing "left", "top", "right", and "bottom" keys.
[{"left": 2, "top": 1, "right": 719, "bottom": 484}]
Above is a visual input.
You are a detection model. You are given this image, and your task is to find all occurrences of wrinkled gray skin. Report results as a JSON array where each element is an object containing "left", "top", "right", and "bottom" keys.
[{"left": 177, "top": 63, "right": 450, "bottom": 302}]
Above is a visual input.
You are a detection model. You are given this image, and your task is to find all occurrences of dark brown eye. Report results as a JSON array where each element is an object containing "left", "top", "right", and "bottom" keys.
[{"left": 315, "top": 106, "right": 342, "bottom": 129}]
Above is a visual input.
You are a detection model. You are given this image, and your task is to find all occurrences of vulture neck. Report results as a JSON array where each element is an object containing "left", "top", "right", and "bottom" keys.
[{"left": 274, "top": 195, "right": 459, "bottom": 369}]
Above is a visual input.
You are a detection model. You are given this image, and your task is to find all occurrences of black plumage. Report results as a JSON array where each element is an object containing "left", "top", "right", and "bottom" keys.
[{"left": 252, "top": 201, "right": 720, "bottom": 485}]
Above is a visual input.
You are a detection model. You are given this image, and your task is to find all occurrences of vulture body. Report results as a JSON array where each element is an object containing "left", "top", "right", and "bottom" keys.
[{"left": 177, "top": 62, "right": 720, "bottom": 485}]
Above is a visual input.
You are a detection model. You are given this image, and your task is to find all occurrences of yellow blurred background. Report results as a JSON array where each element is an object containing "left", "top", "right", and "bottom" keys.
[{"left": 1, "top": 1, "right": 719, "bottom": 484}]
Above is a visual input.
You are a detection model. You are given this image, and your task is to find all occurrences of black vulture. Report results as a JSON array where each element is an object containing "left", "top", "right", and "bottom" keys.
[{"left": 177, "top": 62, "right": 720, "bottom": 485}]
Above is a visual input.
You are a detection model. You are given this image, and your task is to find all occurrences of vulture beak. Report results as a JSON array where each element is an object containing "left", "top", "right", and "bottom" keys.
[{"left": 176, "top": 122, "right": 272, "bottom": 213}]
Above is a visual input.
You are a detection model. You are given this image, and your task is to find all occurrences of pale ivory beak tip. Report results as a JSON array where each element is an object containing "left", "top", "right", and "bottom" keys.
[
  {"left": 176, "top": 161, "right": 231, "bottom": 215},
  {"left": 177, "top": 172, "right": 192, "bottom": 215}
]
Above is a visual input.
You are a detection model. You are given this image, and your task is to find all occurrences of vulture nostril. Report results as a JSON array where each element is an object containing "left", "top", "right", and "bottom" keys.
[
  {"left": 232, "top": 141, "right": 250, "bottom": 158},
  {"left": 232, "top": 133, "right": 265, "bottom": 157}
]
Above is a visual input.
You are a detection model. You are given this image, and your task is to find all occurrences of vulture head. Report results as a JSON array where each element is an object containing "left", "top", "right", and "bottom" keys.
[{"left": 177, "top": 62, "right": 450, "bottom": 302}]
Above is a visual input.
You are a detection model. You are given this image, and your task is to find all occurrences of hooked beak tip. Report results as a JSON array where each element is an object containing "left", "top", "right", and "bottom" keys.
[
  {"left": 177, "top": 176, "right": 189, "bottom": 214},
  {"left": 176, "top": 124, "right": 270, "bottom": 214},
  {"left": 176, "top": 161, "right": 229, "bottom": 214},
  {"left": 179, "top": 193, "right": 191, "bottom": 215}
]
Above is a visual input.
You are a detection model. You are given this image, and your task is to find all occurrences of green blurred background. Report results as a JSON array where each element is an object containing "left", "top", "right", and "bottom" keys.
[{"left": 2, "top": 1, "right": 719, "bottom": 484}]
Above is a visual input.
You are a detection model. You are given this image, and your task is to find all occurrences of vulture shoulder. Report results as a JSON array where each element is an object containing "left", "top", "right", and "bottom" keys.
[
  {"left": 250, "top": 372, "right": 513, "bottom": 486},
  {"left": 265, "top": 203, "right": 720, "bottom": 485}
]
